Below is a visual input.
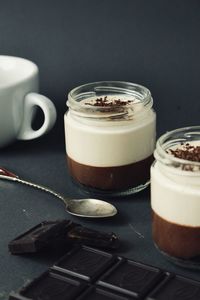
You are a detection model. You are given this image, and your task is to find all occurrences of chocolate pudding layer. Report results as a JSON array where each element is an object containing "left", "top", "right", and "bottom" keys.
[
  {"left": 152, "top": 210, "right": 200, "bottom": 259},
  {"left": 67, "top": 155, "right": 154, "bottom": 191}
]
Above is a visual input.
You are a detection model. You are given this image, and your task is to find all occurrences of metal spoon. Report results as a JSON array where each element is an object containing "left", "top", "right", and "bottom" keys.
[{"left": 0, "top": 167, "right": 117, "bottom": 218}]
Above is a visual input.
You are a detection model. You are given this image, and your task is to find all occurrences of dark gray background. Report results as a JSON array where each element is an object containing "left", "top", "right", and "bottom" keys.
[
  {"left": 0, "top": 0, "right": 200, "bottom": 298},
  {"left": 1, "top": 0, "right": 200, "bottom": 137}
]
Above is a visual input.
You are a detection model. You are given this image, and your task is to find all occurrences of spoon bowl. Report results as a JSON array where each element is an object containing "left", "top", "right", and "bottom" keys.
[
  {"left": 66, "top": 198, "right": 117, "bottom": 218},
  {"left": 0, "top": 167, "right": 118, "bottom": 218}
]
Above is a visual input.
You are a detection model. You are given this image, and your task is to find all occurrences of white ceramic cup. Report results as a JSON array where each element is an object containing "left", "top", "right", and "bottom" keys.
[{"left": 0, "top": 55, "right": 57, "bottom": 147}]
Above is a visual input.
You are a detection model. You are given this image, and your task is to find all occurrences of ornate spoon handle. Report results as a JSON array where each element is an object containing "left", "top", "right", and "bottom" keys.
[{"left": 0, "top": 167, "right": 67, "bottom": 204}]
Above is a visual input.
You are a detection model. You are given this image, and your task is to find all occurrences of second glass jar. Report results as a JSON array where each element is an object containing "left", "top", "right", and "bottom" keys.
[{"left": 151, "top": 126, "right": 200, "bottom": 264}]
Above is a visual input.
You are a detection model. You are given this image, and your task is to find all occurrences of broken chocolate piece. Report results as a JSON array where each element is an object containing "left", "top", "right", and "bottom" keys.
[
  {"left": 8, "top": 220, "right": 120, "bottom": 254},
  {"left": 67, "top": 225, "right": 119, "bottom": 249},
  {"left": 8, "top": 220, "right": 75, "bottom": 254}
]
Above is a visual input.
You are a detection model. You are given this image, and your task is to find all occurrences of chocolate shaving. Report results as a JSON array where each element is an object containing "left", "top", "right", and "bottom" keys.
[
  {"left": 85, "top": 96, "right": 132, "bottom": 107},
  {"left": 167, "top": 143, "right": 200, "bottom": 171},
  {"left": 168, "top": 143, "right": 200, "bottom": 162}
]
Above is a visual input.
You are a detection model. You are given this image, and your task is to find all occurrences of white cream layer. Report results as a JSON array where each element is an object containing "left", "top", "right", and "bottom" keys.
[
  {"left": 65, "top": 97, "right": 156, "bottom": 167},
  {"left": 151, "top": 141, "right": 200, "bottom": 226}
]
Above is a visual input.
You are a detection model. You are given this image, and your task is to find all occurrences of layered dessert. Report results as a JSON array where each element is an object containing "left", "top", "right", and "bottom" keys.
[
  {"left": 65, "top": 94, "right": 156, "bottom": 193},
  {"left": 151, "top": 141, "right": 200, "bottom": 259}
]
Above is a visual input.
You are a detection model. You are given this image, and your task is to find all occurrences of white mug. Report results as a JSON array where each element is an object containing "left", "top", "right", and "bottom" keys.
[{"left": 0, "top": 55, "right": 57, "bottom": 147}]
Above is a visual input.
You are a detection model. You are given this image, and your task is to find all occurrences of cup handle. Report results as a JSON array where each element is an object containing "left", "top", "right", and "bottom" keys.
[{"left": 17, "top": 92, "right": 57, "bottom": 140}]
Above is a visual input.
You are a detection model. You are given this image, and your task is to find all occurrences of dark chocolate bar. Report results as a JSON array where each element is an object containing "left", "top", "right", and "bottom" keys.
[
  {"left": 9, "top": 245, "right": 200, "bottom": 300},
  {"left": 8, "top": 220, "right": 119, "bottom": 254}
]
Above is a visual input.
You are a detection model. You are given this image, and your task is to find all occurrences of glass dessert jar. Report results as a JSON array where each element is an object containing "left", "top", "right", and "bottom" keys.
[
  {"left": 151, "top": 126, "right": 200, "bottom": 265},
  {"left": 64, "top": 81, "right": 156, "bottom": 196}
]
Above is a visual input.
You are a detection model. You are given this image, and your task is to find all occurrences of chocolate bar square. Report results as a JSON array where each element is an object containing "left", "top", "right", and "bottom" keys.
[
  {"left": 97, "top": 258, "right": 163, "bottom": 298},
  {"left": 147, "top": 275, "right": 200, "bottom": 300},
  {"left": 8, "top": 220, "right": 74, "bottom": 254},
  {"left": 77, "top": 286, "right": 133, "bottom": 300},
  {"left": 9, "top": 270, "right": 87, "bottom": 300},
  {"left": 53, "top": 245, "right": 116, "bottom": 282}
]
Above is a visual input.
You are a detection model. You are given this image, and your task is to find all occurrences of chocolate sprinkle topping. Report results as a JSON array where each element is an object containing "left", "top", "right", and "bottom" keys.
[
  {"left": 167, "top": 143, "right": 200, "bottom": 171},
  {"left": 85, "top": 96, "right": 132, "bottom": 107},
  {"left": 168, "top": 143, "right": 200, "bottom": 162}
]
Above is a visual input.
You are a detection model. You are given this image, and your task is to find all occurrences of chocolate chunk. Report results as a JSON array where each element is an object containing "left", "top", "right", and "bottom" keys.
[
  {"left": 9, "top": 270, "right": 87, "bottom": 300},
  {"left": 8, "top": 220, "right": 119, "bottom": 254},
  {"left": 53, "top": 245, "right": 117, "bottom": 282},
  {"left": 97, "top": 258, "right": 163, "bottom": 298},
  {"left": 68, "top": 225, "right": 119, "bottom": 249},
  {"left": 8, "top": 220, "right": 75, "bottom": 254},
  {"left": 147, "top": 275, "right": 200, "bottom": 300}
]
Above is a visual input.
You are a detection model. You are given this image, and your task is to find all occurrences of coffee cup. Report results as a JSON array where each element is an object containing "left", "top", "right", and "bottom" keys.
[{"left": 0, "top": 55, "right": 57, "bottom": 147}]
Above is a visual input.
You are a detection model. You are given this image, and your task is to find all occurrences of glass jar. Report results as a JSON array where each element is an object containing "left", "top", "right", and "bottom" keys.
[
  {"left": 64, "top": 81, "right": 156, "bottom": 196},
  {"left": 151, "top": 126, "right": 200, "bottom": 266}
]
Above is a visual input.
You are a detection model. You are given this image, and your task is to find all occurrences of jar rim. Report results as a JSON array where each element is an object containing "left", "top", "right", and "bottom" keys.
[
  {"left": 67, "top": 81, "right": 153, "bottom": 120},
  {"left": 155, "top": 126, "right": 200, "bottom": 168}
]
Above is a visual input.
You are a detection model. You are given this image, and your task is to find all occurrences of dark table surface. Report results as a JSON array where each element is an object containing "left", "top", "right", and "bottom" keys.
[{"left": 0, "top": 132, "right": 199, "bottom": 299}]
